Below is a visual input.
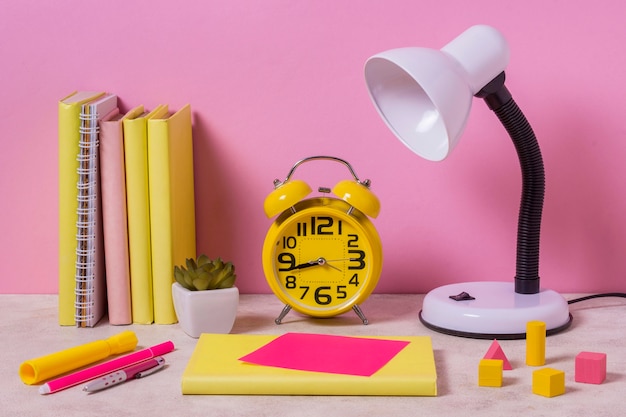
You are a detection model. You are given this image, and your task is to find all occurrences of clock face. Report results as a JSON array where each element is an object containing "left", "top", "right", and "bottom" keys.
[{"left": 263, "top": 197, "right": 382, "bottom": 317}]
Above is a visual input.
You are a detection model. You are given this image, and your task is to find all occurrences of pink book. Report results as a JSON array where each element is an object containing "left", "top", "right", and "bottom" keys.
[{"left": 99, "top": 107, "right": 142, "bottom": 325}]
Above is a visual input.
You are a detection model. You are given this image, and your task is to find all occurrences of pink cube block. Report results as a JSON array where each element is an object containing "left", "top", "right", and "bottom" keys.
[{"left": 575, "top": 351, "right": 606, "bottom": 384}]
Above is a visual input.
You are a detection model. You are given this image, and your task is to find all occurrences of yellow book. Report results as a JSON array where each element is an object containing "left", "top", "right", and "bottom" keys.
[
  {"left": 123, "top": 105, "right": 168, "bottom": 324},
  {"left": 148, "top": 104, "right": 196, "bottom": 324},
  {"left": 58, "top": 91, "right": 105, "bottom": 326},
  {"left": 182, "top": 333, "right": 438, "bottom": 396}
]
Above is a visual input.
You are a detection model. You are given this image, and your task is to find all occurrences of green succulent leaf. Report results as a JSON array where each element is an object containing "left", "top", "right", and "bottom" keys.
[
  {"left": 174, "top": 266, "right": 185, "bottom": 285},
  {"left": 212, "top": 258, "right": 224, "bottom": 271},
  {"left": 197, "top": 254, "right": 210, "bottom": 267},
  {"left": 216, "top": 273, "right": 236, "bottom": 289},
  {"left": 189, "top": 271, "right": 197, "bottom": 282},
  {"left": 192, "top": 277, "right": 211, "bottom": 291},
  {"left": 186, "top": 257, "right": 197, "bottom": 271},
  {"left": 183, "top": 274, "right": 194, "bottom": 290}
]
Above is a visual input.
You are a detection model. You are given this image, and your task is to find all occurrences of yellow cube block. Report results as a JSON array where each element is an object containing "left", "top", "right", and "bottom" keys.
[
  {"left": 532, "top": 368, "right": 565, "bottom": 397},
  {"left": 478, "top": 359, "right": 503, "bottom": 387}
]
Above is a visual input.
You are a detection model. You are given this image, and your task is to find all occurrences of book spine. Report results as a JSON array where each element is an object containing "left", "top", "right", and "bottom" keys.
[
  {"left": 123, "top": 116, "right": 154, "bottom": 324},
  {"left": 149, "top": 104, "right": 196, "bottom": 324},
  {"left": 58, "top": 102, "right": 82, "bottom": 326},
  {"left": 181, "top": 374, "right": 437, "bottom": 396},
  {"left": 100, "top": 113, "right": 133, "bottom": 325},
  {"left": 147, "top": 118, "right": 175, "bottom": 324},
  {"left": 166, "top": 105, "right": 196, "bottom": 292}
]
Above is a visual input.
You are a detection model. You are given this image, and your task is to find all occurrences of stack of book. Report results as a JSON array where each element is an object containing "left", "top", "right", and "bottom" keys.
[{"left": 58, "top": 91, "right": 196, "bottom": 326}]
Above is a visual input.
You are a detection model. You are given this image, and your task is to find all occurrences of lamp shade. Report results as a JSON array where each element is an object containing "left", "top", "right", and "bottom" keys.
[{"left": 364, "top": 25, "right": 510, "bottom": 161}]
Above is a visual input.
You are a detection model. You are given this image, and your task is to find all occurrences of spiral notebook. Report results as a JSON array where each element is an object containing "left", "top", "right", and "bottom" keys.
[{"left": 74, "top": 94, "right": 118, "bottom": 327}]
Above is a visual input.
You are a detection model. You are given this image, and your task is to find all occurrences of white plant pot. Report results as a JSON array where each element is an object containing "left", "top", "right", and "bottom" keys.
[{"left": 172, "top": 282, "right": 239, "bottom": 338}]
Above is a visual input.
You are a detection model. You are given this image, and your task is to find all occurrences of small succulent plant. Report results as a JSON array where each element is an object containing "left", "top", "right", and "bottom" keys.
[{"left": 174, "top": 254, "right": 237, "bottom": 291}]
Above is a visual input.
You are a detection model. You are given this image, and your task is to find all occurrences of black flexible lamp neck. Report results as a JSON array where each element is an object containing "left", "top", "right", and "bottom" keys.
[{"left": 476, "top": 72, "right": 544, "bottom": 294}]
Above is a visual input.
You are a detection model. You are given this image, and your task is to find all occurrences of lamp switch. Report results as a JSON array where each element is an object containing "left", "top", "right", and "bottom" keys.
[{"left": 449, "top": 291, "right": 476, "bottom": 301}]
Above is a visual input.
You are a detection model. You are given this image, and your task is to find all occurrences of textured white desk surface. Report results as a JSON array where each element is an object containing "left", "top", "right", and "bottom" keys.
[{"left": 1, "top": 294, "right": 624, "bottom": 417}]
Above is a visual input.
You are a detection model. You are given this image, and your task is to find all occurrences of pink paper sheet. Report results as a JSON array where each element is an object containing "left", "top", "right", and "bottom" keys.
[{"left": 239, "top": 333, "right": 410, "bottom": 377}]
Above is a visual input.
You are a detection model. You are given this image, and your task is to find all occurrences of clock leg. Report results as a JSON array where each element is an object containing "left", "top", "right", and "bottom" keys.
[
  {"left": 352, "top": 304, "right": 369, "bottom": 325},
  {"left": 274, "top": 304, "right": 292, "bottom": 325}
]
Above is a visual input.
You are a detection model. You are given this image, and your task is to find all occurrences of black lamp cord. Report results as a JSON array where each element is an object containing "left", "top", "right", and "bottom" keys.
[
  {"left": 568, "top": 293, "right": 626, "bottom": 304},
  {"left": 476, "top": 72, "right": 544, "bottom": 295}
]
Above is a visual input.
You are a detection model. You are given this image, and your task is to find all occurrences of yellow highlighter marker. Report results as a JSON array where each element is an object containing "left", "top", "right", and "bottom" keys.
[{"left": 19, "top": 330, "right": 138, "bottom": 385}]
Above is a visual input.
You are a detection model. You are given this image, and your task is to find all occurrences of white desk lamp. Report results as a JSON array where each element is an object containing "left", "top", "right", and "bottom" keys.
[{"left": 364, "top": 25, "right": 572, "bottom": 339}]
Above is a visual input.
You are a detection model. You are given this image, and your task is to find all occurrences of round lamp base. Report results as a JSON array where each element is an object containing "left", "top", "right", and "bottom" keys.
[{"left": 419, "top": 281, "right": 572, "bottom": 339}]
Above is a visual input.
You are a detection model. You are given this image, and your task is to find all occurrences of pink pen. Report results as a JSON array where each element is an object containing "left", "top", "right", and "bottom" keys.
[{"left": 38, "top": 341, "right": 174, "bottom": 395}]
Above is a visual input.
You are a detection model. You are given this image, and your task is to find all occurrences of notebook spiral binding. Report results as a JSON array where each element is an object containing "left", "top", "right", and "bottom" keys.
[{"left": 74, "top": 107, "right": 101, "bottom": 327}]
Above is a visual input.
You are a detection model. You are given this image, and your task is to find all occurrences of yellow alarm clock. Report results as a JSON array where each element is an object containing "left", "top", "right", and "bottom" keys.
[{"left": 262, "top": 156, "right": 382, "bottom": 325}]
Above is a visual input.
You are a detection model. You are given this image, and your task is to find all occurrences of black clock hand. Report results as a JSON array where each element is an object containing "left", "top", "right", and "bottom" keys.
[
  {"left": 286, "top": 260, "right": 319, "bottom": 271},
  {"left": 286, "top": 257, "right": 348, "bottom": 272}
]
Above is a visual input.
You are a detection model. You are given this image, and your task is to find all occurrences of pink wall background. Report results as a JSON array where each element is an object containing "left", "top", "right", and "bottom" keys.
[{"left": 1, "top": 0, "right": 625, "bottom": 295}]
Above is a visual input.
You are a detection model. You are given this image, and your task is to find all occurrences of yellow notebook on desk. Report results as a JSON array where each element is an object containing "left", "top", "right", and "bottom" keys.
[
  {"left": 182, "top": 333, "right": 437, "bottom": 396},
  {"left": 123, "top": 105, "right": 168, "bottom": 324},
  {"left": 148, "top": 104, "right": 196, "bottom": 324}
]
